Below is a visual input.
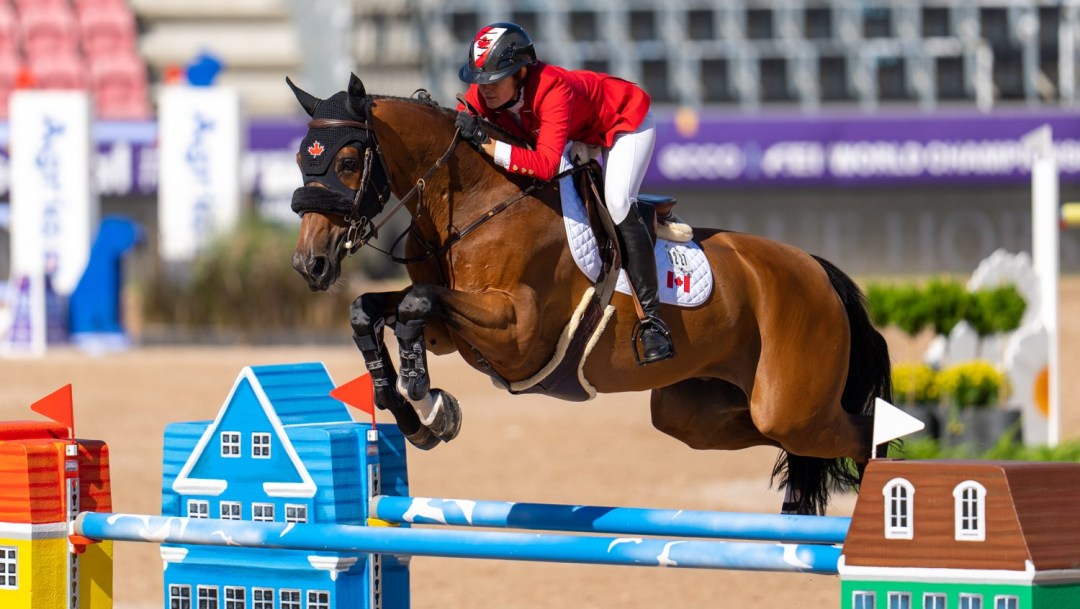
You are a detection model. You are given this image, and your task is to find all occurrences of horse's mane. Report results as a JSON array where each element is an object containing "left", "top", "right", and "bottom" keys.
[{"left": 370, "top": 94, "right": 531, "bottom": 148}]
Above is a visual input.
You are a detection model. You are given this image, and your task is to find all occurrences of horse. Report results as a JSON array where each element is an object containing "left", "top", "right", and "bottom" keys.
[{"left": 287, "top": 74, "right": 892, "bottom": 516}]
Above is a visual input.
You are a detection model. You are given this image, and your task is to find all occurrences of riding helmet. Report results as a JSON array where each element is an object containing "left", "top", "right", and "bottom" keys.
[{"left": 459, "top": 22, "right": 537, "bottom": 85}]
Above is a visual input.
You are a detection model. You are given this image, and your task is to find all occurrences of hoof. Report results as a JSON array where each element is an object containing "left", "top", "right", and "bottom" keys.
[
  {"left": 404, "top": 425, "right": 440, "bottom": 451},
  {"left": 402, "top": 374, "right": 431, "bottom": 402},
  {"left": 427, "top": 389, "right": 462, "bottom": 442}
]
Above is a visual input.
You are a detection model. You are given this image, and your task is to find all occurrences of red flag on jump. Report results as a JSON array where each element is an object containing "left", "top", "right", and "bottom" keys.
[
  {"left": 330, "top": 373, "right": 376, "bottom": 422},
  {"left": 31, "top": 384, "right": 74, "bottom": 437}
]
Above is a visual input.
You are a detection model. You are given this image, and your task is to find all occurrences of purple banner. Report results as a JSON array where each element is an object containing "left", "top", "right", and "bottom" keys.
[
  {"left": 648, "top": 109, "right": 1080, "bottom": 187},
  {"left": 0, "top": 110, "right": 1077, "bottom": 200}
]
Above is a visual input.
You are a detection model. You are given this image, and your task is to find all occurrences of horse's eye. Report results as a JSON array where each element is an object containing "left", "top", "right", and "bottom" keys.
[{"left": 339, "top": 158, "right": 359, "bottom": 173}]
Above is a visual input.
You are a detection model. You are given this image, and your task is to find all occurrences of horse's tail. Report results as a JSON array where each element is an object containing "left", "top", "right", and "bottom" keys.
[{"left": 773, "top": 256, "right": 892, "bottom": 515}]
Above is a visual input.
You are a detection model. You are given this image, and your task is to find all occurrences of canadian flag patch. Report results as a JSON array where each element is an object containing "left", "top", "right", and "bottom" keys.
[{"left": 667, "top": 271, "right": 691, "bottom": 293}]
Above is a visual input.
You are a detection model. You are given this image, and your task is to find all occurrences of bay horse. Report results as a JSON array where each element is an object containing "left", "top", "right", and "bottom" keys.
[{"left": 287, "top": 74, "right": 891, "bottom": 515}]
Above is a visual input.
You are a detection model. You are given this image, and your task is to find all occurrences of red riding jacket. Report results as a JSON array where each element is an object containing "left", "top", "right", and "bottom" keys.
[{"left": 458, "top": 61, "right": 651, "bottom": 180}]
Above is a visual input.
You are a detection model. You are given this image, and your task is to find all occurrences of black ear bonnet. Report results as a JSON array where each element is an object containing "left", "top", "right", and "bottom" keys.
[{"left": 290, "top": 89, "right": 390, "bottom": 220}]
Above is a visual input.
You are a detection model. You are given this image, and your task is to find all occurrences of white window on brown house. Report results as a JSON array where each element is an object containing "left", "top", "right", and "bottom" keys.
[
  {"left": 883, "top": 477, "right": 915, "bottom": 539},
  {"left": 953, "top": 481, "right": 987, "bottom": 541}
]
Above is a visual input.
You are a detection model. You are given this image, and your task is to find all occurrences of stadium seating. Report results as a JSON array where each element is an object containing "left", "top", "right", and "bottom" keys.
[
  {"left": 0, "top": 48, "right": 20, "bottom": 118},
  {"left": 0, "top": 0, "right": 150, "bottom": 119},
  {"left": 0, "top": 4, "right": 17, "bottom": 56},
  {"left": 29, "top": 52, "right": 87, "bottom": 89},
  {"left": 78, "top": 2, "right": 137, "bottom": 59},
  {"left": 18, "top": 3, "right": 80, "bottom": 60},
  {"left": 90, "top": 51, "right": 149, "bottom": 118}
]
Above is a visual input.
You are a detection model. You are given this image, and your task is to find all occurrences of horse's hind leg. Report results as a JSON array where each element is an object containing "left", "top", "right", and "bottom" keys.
[
  {"left": 650, "top": 378, "right": 778, "bottom": 451},
  {"left": 350, "top": 290, "right": 439, "bottom": 450}
]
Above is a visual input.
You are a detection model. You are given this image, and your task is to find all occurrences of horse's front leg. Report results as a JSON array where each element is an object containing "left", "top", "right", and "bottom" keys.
[
  {"left": 350, "top": 290, "right": 439, "bottom": 450},
  {"left": 393, "top": 284, "right": 469, "bottom": 443}
]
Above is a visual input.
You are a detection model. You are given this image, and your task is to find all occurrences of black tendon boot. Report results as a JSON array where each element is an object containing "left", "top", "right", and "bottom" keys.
[{"left": 616, "top": 205, "right": 675, "bottom": 364}]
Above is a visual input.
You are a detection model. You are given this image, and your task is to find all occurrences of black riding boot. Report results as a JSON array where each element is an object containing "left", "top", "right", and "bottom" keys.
[{"left": 616, "top": 205, "right": 675, "bottom": 364}]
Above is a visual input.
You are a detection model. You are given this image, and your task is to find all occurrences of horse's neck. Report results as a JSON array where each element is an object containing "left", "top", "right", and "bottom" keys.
[{"left": 375, "top": 100, "right": 554, "bottom": 242}]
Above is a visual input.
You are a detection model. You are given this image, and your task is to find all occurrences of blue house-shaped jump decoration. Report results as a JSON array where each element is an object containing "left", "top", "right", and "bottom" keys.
[{"left": 160, "top": 362, "right": 410, "bottom": 609}]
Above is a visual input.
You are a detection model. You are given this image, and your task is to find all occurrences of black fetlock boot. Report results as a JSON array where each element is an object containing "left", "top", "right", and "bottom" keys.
[
  {"left": 616, "top": 205, "right": 675, "bottom": 364},
  {"left": 352, "top": 328, "right": 439, "bottom": 450}
]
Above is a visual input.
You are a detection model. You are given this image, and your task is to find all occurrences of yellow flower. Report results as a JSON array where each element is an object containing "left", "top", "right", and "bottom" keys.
[
  {"left": 936, "top": 360, "right": 1011, "bottom": 408},
  {"left": 891, "top": 363, "right": 939, "bottom": 403}
]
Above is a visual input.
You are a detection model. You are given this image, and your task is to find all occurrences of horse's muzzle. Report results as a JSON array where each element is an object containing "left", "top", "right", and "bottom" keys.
[{"left": 292, "top": 250, "right": 339, "bottom": 291}]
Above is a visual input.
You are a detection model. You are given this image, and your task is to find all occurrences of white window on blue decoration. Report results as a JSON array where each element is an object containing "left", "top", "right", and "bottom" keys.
[
  {"left": 280, "top": 589, "right": 302, "bottom": 609},
  {"left": 924, "top": 593, "right": 947, "bottom": 609},
  {"left": 169, "top": 584, "right": 192, "bottom": 609},
  {"left": 307, "top": 590, "right": 330, "bottom": 609},
  {"left": 252, "top": 503, "right": 274, "bottom": 522},
  {"left": 252, "top": 433, "right": 271, "bottom": 459},
  {"left": 220, "top": 501, "right": 242, "bottom": 520},
  {"left": 285, "top": 504, "right": 308, "bottom": 524},
  {"left": 883, "top": 477, "right": 915, "bottom": 539},
  {"left": 224, "top": 586, "right": 246, "bottom": 609},
  {"left": 252, "top": 587, "right": 274, "bottom": 609},
  {"left": 197, "top": 586, "right": 220, "bottom": 609},
  {"left": 888, "top": 591, "right": 911, "bottom": 609},
  {"left": 960, "top": 593, "right": 983, "bottom": 609},
  {"left": 994, "top": 595, "right": 1019, "bottom": 609},
  {"left": 953, "top": 481, "right": 987, "bottom": 541},
  {"left": 0, "top": 546, "right": 18, "bottom": 590},
  {"left": 187, "top": 499, "right": 209, "bottom": 519},
  {"left": 853, "top": 591, "right": 876, "bottom": 609},
  {"left": 221, "top": 431, "right": 241, "bottom": 457}
]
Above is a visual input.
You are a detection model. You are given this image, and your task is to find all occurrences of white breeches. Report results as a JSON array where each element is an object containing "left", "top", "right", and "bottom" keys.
[{"left": 602, "top": 111, "right": 656, "bottom": 224}]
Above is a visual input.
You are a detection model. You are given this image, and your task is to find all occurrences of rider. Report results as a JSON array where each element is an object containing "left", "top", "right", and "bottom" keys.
[{"left": 454, "top": 22, "right": 675, "bottom": 364}]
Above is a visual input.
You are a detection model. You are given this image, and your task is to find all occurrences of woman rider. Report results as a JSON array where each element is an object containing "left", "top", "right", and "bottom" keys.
[{"left": 453, "top": 22, "right": 674, "bottom": 364}]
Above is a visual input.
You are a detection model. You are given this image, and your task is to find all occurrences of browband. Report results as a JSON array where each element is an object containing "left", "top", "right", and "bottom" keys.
[{"left": 308, "top": 118, "right": 372, "bottom": 130}]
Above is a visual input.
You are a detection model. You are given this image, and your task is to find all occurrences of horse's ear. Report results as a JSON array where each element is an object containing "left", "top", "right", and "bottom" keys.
[
  {"left": 346, "top": 73, "right": 366, "bottom": 116},
  {"left": 286, "top": 76, "right": 320, "bottom": 117}
]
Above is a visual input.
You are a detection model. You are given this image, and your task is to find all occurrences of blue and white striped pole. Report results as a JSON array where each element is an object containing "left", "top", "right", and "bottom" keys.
[
  {"left": 74, "top": 512, "right": 841, "bottom": 574},
  {"left": 371, "top": 496, "right": 850, "bottom": 544}
]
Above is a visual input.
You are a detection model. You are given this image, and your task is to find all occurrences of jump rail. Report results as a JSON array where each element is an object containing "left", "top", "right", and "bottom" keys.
[
  {"left": 73, "top": 512, "right": 843, "bottom": 574},
  {"left": 371, "top": 495, "right": 851, "bottom": 544}
]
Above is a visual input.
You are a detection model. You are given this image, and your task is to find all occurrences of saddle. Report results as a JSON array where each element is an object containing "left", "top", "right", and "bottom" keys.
[{"left": 483, "top": 161, "right": 699, "bottom": 401}]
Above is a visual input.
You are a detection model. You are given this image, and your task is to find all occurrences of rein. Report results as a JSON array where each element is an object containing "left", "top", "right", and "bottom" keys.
[
  {"left": 388, "top": 162, "right": 588, "bottom": 265},
  {"left": 309, "top": 111, "right": 589, "bottom": 266}
]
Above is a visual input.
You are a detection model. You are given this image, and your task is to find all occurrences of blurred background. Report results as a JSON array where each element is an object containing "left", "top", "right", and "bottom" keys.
[
  {"left": 0, "top": 0, "right": 1077, "bottom": 341},
  {"left": 0, "top": 5, "right": 1079, "bottom": 607}
]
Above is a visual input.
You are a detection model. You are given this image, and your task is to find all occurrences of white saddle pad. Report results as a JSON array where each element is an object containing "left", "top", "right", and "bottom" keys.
[{"left": 559, "top": 161, "right": 713, "bottom": 307}]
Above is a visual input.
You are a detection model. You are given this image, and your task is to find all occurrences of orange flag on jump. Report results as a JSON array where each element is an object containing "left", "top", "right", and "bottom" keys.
[
  {"left": 330, "top": 373, "right": 377, "bottom": 424},
  {"left": 31, "top": 384, "right": 75, "bottom": 437}
]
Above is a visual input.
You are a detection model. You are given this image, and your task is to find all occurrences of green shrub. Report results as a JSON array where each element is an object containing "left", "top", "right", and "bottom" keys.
[
  {"left": 890, "top": 436, "right": 1080, "bottom": 462},
  {"left": 968, "top": 286, "right": 1026, "bottom": 336},
  {"left": 865, "top": 279, "right": 1026, "bottom": 337},
  {"left": 140, "top": 216, "right": 366, "bottom": 340}
]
